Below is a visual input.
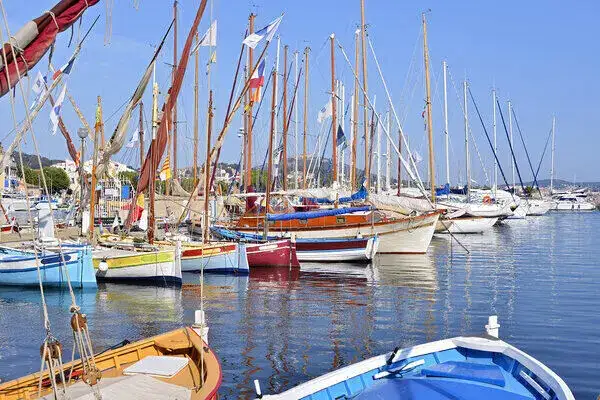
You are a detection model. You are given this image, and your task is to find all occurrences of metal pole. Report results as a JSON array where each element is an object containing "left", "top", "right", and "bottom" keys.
[
  {"left": 550, "top": 115, "right": 555, "bottom": 194},
  {"left": 302, "top": 47, "right": 309, "bottom": 189},
  {"left": 508, "top": 100, "right": 514, "bottom": 190},
  {"left": 282, "top": 45, "right": 288, "bottom": 190},
  {"left": 360, "top": 0, "right": 369, "bottom": 188},
  {"left": 294, "top": 51, "right": 299, "bottom": 189},
  {"left": 492, "top": 88, "right": 497, "bottom": 196},
  {"left": 442, "top": 60, "right": 450, "bottom": 187},
  {"left": 464, "top": 80, "right": 470, "bottom": 202}
]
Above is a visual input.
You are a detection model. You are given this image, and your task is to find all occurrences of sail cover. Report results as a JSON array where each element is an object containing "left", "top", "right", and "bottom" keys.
[
  {"left": 0, "top": 0, "right": 100, "bottom": 97},
  {"left": 95, "top": 22, "right": 173, "bottom": 179},
  {"left": 134, "top": 0, "right": 208, "bottom": 197},
  {"left": 299, "top": 186, "right": 368, "bottom": 204},
  {"left": 267, "top": 206, "right": 372, "bottom": 222}
]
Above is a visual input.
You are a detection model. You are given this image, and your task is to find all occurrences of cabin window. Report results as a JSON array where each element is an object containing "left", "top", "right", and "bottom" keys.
[
  {"left": 299, "top": 219, "right": 307, "bottom": 225},
  {"left": 336, "top": 216, "right": 346, "bottom": 224}
]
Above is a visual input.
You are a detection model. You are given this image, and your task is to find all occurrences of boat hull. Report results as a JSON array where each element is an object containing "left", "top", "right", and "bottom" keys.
[
  {"left": 181, "top": 242, "right": 249, "bottom": 274},
  {"left": 0, "top": 246, "right": 96, "bottom": 288},
  {"left": 246, "top": 240, "right": 300, "bottom": 268},
  {"left": 437, "top": 217, "right": 498, "bottom": 234},
  {"left": 238, "top": 212, "right": 439, "bottom": 254},
  {"left": 553, "top": 201, "right": 595, "bottom": 211},
  {"left": 260, "top": 335, "right": 574, "bottom": 400},
  {"left": 295, "top": 237, "right": 378, "bottom": 262},
  {"left": 93, "top": 249, "right": 182, "bottom": 286}
]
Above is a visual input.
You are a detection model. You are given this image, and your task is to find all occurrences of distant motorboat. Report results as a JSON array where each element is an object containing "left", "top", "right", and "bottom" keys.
[
  {"left": 551, "top": 194, "right": 595, "bottom": 211},
  {"left": 254, "top": 316, "right": 574, "bottom": 400}
]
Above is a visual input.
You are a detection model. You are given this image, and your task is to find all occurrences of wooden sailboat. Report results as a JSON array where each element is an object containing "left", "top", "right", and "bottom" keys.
[{"left": 0, "top": 325, "right": 221, "bottom": 399}]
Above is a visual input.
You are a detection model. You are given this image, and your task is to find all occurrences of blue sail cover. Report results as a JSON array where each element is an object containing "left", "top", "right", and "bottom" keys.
[
  {"left": 267, "top": 206, "right": 372, "bottom": 222},
  {"left": 301, "top": 186, "right": 368, "bottom": 204},
  {"left": 436, "top": 183, "right": 450, "bottom": 196}
]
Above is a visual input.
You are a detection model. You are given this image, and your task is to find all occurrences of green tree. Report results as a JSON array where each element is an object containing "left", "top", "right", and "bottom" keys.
[
  {"left": 41, "top": 167, "right": 70, "bottom": 194},
  {"left": 118, "top": 170, "right": 139, "bottom": 187}
]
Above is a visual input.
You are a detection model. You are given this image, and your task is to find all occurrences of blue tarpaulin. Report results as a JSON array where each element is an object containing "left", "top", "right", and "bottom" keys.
[
  {"left": 267, "top": 205, "right": 372, "bottom": 222},
  {"left": 300, "top": 186, "right": 368, "bottom": 204},
  {"left": 436, "top": 183, "right": 450, "bottom": 196}
]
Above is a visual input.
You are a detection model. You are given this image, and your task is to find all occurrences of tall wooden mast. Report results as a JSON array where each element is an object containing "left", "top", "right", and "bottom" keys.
[
  {"left": 330, "top": 34, "right": 337, "bottom": 183},
  {"left": 264, "top": 69, "right": 277, "bottom": 239},
  {"left": 139, "top": 102, "right": 145, "bottom": 168},
  {"left": 148, "top": 77, "right": 159, "bottom": 244},
  {"left": 360, "top": 0, "right": 369, "bottom": 188},
  {"left": 351, "top": 29, "right": 359, "bottom": 190},
  {"left": 193, "top": 32, "right": 199, "bottom": 185},
  {"left": 422, "top": 12, "right": 435, "bottom": 201},
  {"left": 282, "top": 45, "right": 289, "bottom": 190},
  {"left": 245, "top": 13, "right": 255, "bottom": 190},
  {"left": 172, "top": 0, "right": 178, "bottom": 184},
  {"left": 89, "top": 95, "right": 102, "bottom": 243},
  {"left": 203, "top": 91, "right": 213, "bottom": 242},
  {"left": 302, "top": 47, "right": 309, "bottom": 189}
]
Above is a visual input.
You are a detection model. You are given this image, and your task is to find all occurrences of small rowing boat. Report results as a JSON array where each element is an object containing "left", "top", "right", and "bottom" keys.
[
  {"left": 0, "top": 313, "right": 221, "bottom": 399},
  {"left": 255, "top": 316, "right": 574, "bottom": 400}
]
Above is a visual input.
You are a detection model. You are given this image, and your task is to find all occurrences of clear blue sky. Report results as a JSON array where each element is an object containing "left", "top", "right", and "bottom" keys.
[{"left": 1, "top": 0, "right": 598, "bottom": 184}]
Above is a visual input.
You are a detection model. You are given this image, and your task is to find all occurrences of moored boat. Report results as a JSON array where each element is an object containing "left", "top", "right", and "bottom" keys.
[
  {"left": 179, "top": 242, "right": 250, "bottom": 274},
  {"left": 0, "top": 315, "right": 221, "bottom": 399},
  {"left": 0, "top": 245, "right": 96, "bottom": 288},
  {"left": 255, "top": 316, "right": 574, "bottom": 400},
  {"left": 436, "top": 216, "right": 498, "bottom": 234},
  {"left": 93, "top": 246, "right": 182, "bottom": 286},
  {"left": 246, "top": 239, "right": 300, "bottom": 268}
]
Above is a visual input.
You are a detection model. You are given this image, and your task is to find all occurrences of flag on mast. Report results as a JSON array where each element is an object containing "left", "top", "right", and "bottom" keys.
[
  {"left": 336, "top": 125, "right": 348, "bottom": 150},
  {"left": 126, "top": 129, "right": 139, "bottom": 148},
  {"left": 242, "top": 15, "right": 283, "bottom": 49},
  {"left": 317, "top": 100, "right": 332, "bottom": 123},
  {"left": 249, "top": 59, "right": 266, "bottom": 103},
  {"left": 49, "top": 85, "right": 67, "bottom": 135},
  {"left": 30, "top": 71, "right": 47, "bottom": 110},
  {"left": 159, "top": 154, "right": 172, "bottom": 181},
  {"left": 52, "top": 54, "right": 77, "bottom": 80},
  {"left": 192, "top": 20, "right": 217, "bottom": 53}
]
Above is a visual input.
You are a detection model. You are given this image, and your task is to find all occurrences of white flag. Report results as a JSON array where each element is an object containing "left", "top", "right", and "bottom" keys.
[
  {"left": 126, "top": 129, "right": 139, "bottom": 148},
  {"left": 412, "top": 150, "right": 423, "bottom": 163},
  {"left": 30, "top": 71, "right": 47, "bottom": 110},
  {"left": 242, "top": 15, "right": 283, "bottom": 49},
  {"left": 49, "top": 85, "right": 67, "bottom": 135},
  {"left": 193, "top": 20, "right": 217, "bottom": 53},
  {"left": 317, "top": 100, "right": 332, "bottom": 123}
]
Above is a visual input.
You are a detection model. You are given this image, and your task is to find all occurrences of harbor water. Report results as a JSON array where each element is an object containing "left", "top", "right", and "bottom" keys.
[{"left": 0, "top": 212, "right": 598, "bottom": 398}]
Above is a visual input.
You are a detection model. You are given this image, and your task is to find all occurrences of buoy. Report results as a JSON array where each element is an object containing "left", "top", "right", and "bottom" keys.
[
  {"left": 98, "top": 260, "right": 109, "bottom": 272},
  {"left": 483, "top": 195, "right": 492, "bottom": 204}
]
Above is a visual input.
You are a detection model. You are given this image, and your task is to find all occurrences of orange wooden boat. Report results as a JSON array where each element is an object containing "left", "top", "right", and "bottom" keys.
[{"left": 0, "top": 327, "right": 221, "bottom": 400}]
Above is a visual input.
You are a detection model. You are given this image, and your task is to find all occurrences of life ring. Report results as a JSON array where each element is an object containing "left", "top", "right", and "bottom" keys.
[{"left": 483, "top": 195, "right": 492, "bottom": 205}]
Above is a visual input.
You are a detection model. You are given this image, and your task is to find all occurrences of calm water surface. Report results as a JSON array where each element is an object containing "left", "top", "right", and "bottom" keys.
[{"left": 0, "top": 212, "right": 598, "bottom": 398}]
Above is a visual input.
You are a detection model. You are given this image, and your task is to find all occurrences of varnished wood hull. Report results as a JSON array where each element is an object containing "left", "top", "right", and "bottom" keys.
[{"left": 0, "top": 327, "right": 221, "bottom": 400}]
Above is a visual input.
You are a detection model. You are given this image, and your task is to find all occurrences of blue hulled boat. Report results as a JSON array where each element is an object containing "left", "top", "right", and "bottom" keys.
[
  {"left": 0, "top": 245, "right": 97, "bottom": 288},
  {"left": 255, "top": 316, "right": 574, "bottom": 400}
]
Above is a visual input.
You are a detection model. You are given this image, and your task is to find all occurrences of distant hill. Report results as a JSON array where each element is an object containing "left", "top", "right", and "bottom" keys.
[
  {"left": 526, "top": 179, "right": 600, "bottom": 190},
  {"left": 11, "top": 152, "right": 62, "bottom": 169}
]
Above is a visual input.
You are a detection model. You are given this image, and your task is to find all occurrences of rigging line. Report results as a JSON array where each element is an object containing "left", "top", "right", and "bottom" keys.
[
  {"left": 534, "top": 126, "right": 553, "bottom": 185},
  {"left": 494, "top": 95, "right": 527, "bottom": 193},
  {"left": 511, "top": 106, "right": 542, "bottom": 193},
  {"left": 466, "top": 85, "right": 515, "bottom": 199},
  {"left": 469, "top": 124, "right": 491, "bottom": 186},
  {"left": 398, "top": 28, "right": 423, "bottom": 109},
  {"left": 363, "top": 35, "right": 431, "bottom": 202}
]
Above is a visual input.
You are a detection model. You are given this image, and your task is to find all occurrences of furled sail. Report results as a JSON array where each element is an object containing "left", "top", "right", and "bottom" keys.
[
  {"left": 0, "top": 0, "right": 99, "bottom": 97},
  {"left": 95, "top": 22, "right": 173, "bottom": 179},
  {"left": 134, "top": 0, "right": 208, "bottom": 196}
]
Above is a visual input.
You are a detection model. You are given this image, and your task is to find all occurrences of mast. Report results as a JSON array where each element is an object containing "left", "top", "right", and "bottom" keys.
[
  {"left": 193, "top": 32, "right": 199, "bottom": 185},
  {"left": 442, "top": 60, "right": 450, "bottom": 187},
  {"left": 508, "top": 100, "right": 515, "bottom": 189},
  {"left": 492, "top": 88, "right": 497, "bottom": 196},
  {"left": 139, "top": 101, "right": 145, "bottom": 168},
  {"left": 397, "top": 127, "right": 402, "bottom": 195},
  {"left": 203, "top": 91, "right": 213, "bottom": 242},
  {"left": 294, "top": 51, "right": 299, "bottom": 189},
  {"left": 352, "top": 29, "right": 359, "bottom": 190},
  {"left": 264, "top": 69, "right": 277, "bottom": 239},
  {"left": 385, "top": 110, "right": 391, "bottom": 191},
  {"left": 376, "top": 104, "right": 381, "bottom": 193},
  {"left": 282, "top": 45, "right": 288, "bottom": 190},
  {"left": 464, "top": 80, "right": 470, "bottom": 202},
  {"left": 245, "top": 13, "right": 255, "bottom": 190},
  {"left": 340, "top": 81, "right": 346, "bottom": 186},
  {"left": 273, "top": 36, "right": 281, "bottom": 184},
  {"left": 172, "top": 0, "right": 178, "bottom": 183},
  {"left": 550, "top": 115, "right": 555, "bottom": 194},
  {"left": 148, "top": 70, "right": 159, "bottom": 244},
  {"left": 330, "top": 33, "right": 338, "bottom": 183},
  {"left": 422, "top": 12, "right": 435, "bottom": 202},
  {"left": 89, "top": 95, "right": 102, "bottom": 243},
  {"left": 302, "top": 47, "right": 309, "bottom": 189},
  {"left": 360, "top": 0, "right": 369, "bottom": 189}
]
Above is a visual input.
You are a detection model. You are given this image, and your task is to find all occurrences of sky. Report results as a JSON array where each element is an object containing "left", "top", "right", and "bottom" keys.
[{"left": 1, "top": 0, "right": 599, "bottom": 184}]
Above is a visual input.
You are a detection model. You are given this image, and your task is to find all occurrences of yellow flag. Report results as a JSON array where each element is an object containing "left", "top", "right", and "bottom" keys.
[
  {"left": 209, "top": 50, "right": 217, "bottom": 64},
  {"left": 136, "top": 193, "right": 144, "bottom": 208},
  {"left": 159, "top": 154, "right": 171, "bottom": 181}
]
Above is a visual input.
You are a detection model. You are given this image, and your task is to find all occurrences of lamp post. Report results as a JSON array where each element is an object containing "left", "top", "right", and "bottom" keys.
[{"left": 77, "top": 127, "right": 88, "bottom": 234}]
